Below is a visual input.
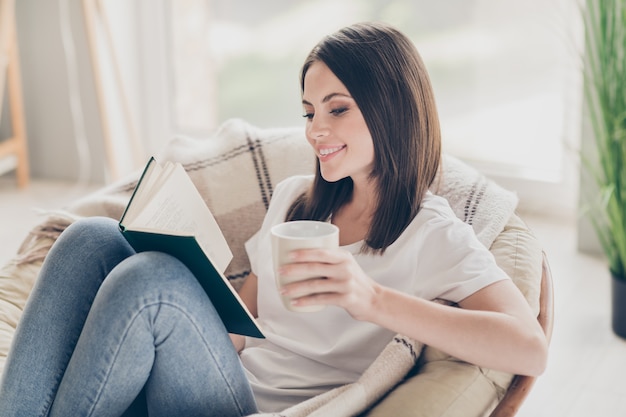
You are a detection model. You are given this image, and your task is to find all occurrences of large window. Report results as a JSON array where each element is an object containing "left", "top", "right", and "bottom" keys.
[{"left": 133, "top": 0, "right": 582, "bottom": 214}]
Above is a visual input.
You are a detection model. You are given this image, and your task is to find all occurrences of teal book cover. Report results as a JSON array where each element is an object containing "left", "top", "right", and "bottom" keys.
[
  {"left": 120, "top": 230, "right": 264, "bottom": 338},
  {"left": 118, "top": 157, "right": 264, "bottom": 338}
]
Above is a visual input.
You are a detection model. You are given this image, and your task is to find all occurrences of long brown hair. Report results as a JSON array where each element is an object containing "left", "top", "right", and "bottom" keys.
[{"left": 286, "top": 22, "right": 442, "bottom": 254}]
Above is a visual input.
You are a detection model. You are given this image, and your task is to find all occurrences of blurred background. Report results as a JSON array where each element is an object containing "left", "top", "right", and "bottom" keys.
[
  {"left": 3, "top": 2, "right": 626, "bottom": 416},
  {"left": 1, "top": 0, "right": 583, "bottom": 216}
]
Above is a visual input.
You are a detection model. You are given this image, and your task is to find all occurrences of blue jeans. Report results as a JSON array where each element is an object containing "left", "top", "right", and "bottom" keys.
[{"left": 0, "top": 216, "right": 257, "bottom": 417}]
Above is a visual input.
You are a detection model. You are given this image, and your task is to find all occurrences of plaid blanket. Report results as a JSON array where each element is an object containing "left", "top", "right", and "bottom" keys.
[{"left": 1, "top": 118, "right": 519, "bottom": 415}]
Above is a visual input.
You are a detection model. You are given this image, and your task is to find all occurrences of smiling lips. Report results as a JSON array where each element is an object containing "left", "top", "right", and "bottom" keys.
[{"left": 319, "top": 145, "right": 346, "bottom": 158}]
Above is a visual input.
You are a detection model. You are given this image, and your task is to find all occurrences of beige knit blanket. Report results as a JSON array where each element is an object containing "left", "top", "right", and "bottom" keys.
[
  {"left": 248, "top": 333, "right": 434, "bottom": 417},
  {"left": 2, "top": 119, "right": 518, "bottom": 416}
]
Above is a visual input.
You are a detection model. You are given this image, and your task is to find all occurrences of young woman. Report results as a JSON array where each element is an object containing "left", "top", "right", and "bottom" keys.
[{"left": 0, "top": 22, "right": 547, "bottom": 416}]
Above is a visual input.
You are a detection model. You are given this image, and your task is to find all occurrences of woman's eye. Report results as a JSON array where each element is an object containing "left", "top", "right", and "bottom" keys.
[
  {"left": 330, "top": 107, "right": 348, "bottom": 116},
  {"left": 302, "top": 112, "right": 314, "bottom": 120}
]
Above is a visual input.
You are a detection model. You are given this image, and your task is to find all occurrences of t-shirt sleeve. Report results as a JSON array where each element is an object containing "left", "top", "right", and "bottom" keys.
[{"left": 414, "top": 206, "right": 510, "bottom": 303}]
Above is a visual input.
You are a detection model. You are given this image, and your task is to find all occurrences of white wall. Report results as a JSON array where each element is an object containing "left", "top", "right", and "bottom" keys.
[{"left": 1, "top": 0, "right": 107, "bottom": 183}]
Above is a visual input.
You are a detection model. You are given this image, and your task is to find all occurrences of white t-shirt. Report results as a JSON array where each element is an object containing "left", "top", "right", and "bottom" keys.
[{"left": 240, "top": 175, "right": 509, "bottom": 412}]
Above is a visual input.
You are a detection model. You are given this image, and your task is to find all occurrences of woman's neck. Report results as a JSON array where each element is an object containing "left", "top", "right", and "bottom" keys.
[{"left": 332, "top": 181, "right": 377, "bottom": 246}]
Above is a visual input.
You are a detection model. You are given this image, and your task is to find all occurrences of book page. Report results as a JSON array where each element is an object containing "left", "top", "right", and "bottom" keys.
[{"left": 125, "top": 162, "right": 233, "bottom": 273}]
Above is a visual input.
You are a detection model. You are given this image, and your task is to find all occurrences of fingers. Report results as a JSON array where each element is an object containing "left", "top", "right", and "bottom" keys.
[
  {"left": 278, "top": 258, "right": 349, "bottom": 309},
  {"left": 279, "top": 262, "right": 337, "bottom": 284},
  {"left": 283, "top": 277, "right": 369, "bottom": 317},
  {"left": 280, "top": 276, "right": 337, "bottom": 299},
  {"left": 277, "top": 248, "right": 347, "bottom": 289},
  {"left": 276, "top": 248, "right": 374, "bottom": 317},
  {"left": 290, "top": 291, "right": 342, "bottom": 309},
  {"left": 289, "top": 246, "right": 349, "bottom": 263},
  {"left": 278, "top": 263, "right": 360, "bottom": 311}
]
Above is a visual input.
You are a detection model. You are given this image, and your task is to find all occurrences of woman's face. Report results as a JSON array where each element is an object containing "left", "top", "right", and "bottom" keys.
[{"left": 302, "top": 61, "right": 375, "bottom": 185}]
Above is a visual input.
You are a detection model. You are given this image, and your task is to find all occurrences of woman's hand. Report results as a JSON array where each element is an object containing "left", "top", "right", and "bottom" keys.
[
  {"left": 229, "top": 334, "right": 246, "bottom": 353},
  {"left": 279, "top": 249, "right": 547, "bottom": 377},
  {"left": 278, "top": 248, "right": 382, "bottom": 320}
]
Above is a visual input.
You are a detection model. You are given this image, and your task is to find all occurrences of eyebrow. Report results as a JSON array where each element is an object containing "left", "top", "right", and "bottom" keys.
[{"left": 302, "top": 92, "right": 353, "bottom": 106}]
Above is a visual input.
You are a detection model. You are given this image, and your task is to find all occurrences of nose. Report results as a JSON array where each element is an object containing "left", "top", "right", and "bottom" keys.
[{"left": 307, "top": 116, "right": 330, "bottom": 140}]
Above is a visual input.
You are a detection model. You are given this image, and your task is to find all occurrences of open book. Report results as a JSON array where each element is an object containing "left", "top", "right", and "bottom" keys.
[{"left": 119, "top": 157, "right": 264, "bottom": 338}]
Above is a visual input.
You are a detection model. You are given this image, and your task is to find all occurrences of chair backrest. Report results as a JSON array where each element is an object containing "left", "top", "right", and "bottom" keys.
[{"left": 489, "top": 251, "right": 554, "bottom": 417}]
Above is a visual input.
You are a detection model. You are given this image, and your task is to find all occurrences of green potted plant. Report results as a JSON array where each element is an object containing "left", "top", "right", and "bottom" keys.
[{"left": 581, "top": 0, "right": 626, "bottom": 337}]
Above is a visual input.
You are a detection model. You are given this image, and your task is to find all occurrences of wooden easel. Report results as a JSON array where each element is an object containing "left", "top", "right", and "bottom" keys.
[{"left": 0, "top": 0, "right": 29, "bottom": 188}]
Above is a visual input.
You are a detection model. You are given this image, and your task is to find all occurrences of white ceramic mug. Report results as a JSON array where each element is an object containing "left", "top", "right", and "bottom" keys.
[{"left": 271, "top": 220, "right": 339, "bottom": 312}]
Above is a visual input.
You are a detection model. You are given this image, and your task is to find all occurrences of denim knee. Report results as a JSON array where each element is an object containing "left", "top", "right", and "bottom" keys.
[
  {"left": 102, "top": 251, "right": 202, "bottom": 305},
  {"left": 56, "top": 216, "right": 125, "bottom": 252},
  {"left": 98, "top": 251, "right": 231, "bottom": 336},
  {"left": 49, "top": 216, "right": 134, "bottom": 269}
]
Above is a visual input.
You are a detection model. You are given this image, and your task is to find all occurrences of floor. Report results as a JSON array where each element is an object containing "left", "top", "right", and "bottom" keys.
[
  {"left": 2, "top": 176, "right": 626, "bottom": 416},
  {"left": 515, "top": 214, "right": 626, "bottom": 416},
  {"left": 0, "top": 177, "right": 101, "bottom": 265}
]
